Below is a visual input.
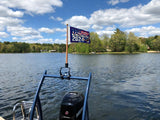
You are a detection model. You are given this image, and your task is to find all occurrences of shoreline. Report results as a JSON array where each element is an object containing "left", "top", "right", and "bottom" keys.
[
  {"left": 0, "top": 51, "right": 160, "bottom": 54},
  {"left": 93, "top": 52, "right": 143, "bottom": 55},
  {"left": 147, "top": 51, "right": 160, "bottom": 53},
  {"left": 70, "top": 51, "right": 145, "bottom": 55}
]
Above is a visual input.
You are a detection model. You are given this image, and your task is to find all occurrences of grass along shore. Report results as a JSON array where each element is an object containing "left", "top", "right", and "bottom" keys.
[{"left": 70, "top": 50, "right": 160, "bottom": 55}]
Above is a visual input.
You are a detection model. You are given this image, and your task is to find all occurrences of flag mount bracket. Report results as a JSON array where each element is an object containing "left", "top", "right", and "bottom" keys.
[{"left": 60, "top": 66, "right": 71, "bottom": 79}]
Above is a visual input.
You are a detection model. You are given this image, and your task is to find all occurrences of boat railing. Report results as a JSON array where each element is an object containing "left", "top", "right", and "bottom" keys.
[
  {"left": 29, "top": 69, "right": 92, "bottom": 120},
  {"left": 13, "top": 101, "right": 39, "bottom": 120}
]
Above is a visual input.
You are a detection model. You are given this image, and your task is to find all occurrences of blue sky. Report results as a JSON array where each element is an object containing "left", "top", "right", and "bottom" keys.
[{"left": 0, "top": 0, "right": 160, "bottom": 44}]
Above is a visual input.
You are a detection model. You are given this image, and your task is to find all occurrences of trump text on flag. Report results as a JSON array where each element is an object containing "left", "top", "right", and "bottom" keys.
[{"left": 70, "top": 26, "right": 90, "bottom": 44}]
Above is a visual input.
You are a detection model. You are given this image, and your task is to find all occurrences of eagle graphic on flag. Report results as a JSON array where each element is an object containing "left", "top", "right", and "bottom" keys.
[{"left": 70, "top": 26, "right": 90, "bottom": 44}]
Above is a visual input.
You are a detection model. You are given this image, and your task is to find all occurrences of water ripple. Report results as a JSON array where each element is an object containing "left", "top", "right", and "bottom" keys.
[{"left": 1, "top": 53, "right": 160, "bottom": 120}]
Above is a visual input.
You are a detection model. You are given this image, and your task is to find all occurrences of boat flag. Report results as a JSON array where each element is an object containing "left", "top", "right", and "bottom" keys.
[
  {"left": 69, "top": 26, "right": 90, "bottom": 44},
  {"left": 65, "top": 25, "right": 90, "bottom": 68}
]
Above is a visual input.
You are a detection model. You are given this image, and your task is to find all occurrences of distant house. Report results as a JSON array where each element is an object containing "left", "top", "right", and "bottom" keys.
[
  {"left": 40, "top": 49, "right": 48, "bottom": 52},
  {"left": 49, "top": 50, "right": 56, "bottom": 52}
]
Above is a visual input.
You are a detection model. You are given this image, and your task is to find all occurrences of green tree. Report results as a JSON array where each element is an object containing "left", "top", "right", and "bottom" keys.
[
  {"left": 0, "top": 42, "right": 2, "bottom": 52},
  {"left": 144, "top": 36, "right": 154, "bottom": 50},
  {"left": 139, "top": 44, "right": 148, "bottom": 52},
  {"left": 101, "top": 34, "right": 109, "bottom": 51},
  {"left": 68, "top": 43, "right": 76, "bottom": 53},
  {"left": 76, "top": 43, "right": 89, "bottom": 54},
  {"left": 150, "top": 36, "right": 160, "bottom": 51},
  {"left": 89, "top": 32, "right": 104, "bottom": 52},
  {"left": 59, "top": 44, "right": 66, "bottom": 52},
  {"left": 21, "top": 42, "right": 31, "bottom": 53},
  {"left": 1, "top": 42, "right": 14, "bottom": 53},
  {"left": 125, "top": 32, "right": 139, "bottom": 53},
  {"left": 31, "top": 45, "right": 36, "bottom": 52},
  {"left": 109, "top": 28, "right": 127, "bottom": 52},
  {"left": 68, "top": 43, "right": 89, "bottom": 54},
  {"left": 53, "top": 43, "right": 60, "bottom": 52},
  {"left": 30, "top": 43, "right": 42, "bottom": 52}
]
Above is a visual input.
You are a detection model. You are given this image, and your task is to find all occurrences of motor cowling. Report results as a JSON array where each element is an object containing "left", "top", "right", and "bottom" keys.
[{"left": 59, "top": 92, "right": 84, "bottom": 120}]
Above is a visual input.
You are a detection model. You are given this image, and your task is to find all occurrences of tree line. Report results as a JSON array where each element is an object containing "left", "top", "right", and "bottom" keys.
[
  {"left": 69, "top": 28, "right": 160, "bottom": 53},
  {"left": 0, "top": 42, "right": 66, "bottom": 53},
  {"left": 0, "top": 28, "right": 160, "bottom": 53}
]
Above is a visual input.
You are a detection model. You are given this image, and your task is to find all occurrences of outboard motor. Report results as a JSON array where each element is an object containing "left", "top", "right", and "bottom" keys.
[{"left": 59, "top": 92, "right": 84, "bottom": 120}]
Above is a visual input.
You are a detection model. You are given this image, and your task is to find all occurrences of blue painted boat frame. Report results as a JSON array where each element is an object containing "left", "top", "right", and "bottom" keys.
[{"left": 29, "top": 70, "right": 92, "bottom": 120}]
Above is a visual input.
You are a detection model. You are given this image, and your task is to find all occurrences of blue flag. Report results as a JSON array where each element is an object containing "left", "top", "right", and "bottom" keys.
[{"left": 70, "top": 26, "right": 90, "bottom": 43}]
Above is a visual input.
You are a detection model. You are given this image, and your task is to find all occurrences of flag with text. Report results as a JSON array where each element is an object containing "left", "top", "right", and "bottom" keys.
[{"left": 70, "top": 26, "right": 90, "bottom": 43}]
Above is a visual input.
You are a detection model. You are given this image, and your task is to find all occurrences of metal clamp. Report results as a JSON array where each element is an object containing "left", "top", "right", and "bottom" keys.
[{"left": 60, "top": 67, "right": 71, "bottom": 79}]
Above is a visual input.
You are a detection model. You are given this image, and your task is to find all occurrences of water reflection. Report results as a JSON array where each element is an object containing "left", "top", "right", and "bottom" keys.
[{"left": 0, "top": 53, "right": 160, "bottom": 120}]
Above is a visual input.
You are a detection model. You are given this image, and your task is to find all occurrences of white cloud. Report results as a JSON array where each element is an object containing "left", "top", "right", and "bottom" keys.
[
  {"left": 55, "top": 28, "right": 66, "bottom": 32},
  {"left": 54, "top": 39, "right": 66, "bottom": 44},
  {"left": 65, "top": 4, "right": 156, "bottom": 31},
  {"left": 89, "top": 0, "right": 160, "bottom": 29},
  {"left": 33, "top": 38, "right": 66, "bottom": 44},
  {"left": 64, "top": 16, "right": 90, "bottom": 30},
  {"left": 0, "top": 0, "right": 63, "bottom": 14},
  {"left": 11, "top": 37, "right": 54, "bottom": 44},
  {"left": 125, "top": 26, "right": 160, "bottom": 37},
  {"left": 0, "top": 5, "right": 23, "bottom": 17},
  {"left": 37, "top": 38, "right": 54, "bottom": 43},
  {"left": 64, "top": 0, "right": 160, "bottom": 32},
  {"left": 7, "top": 25, "right": 44, "bottom": 42},
  {"left": 50, "top": 16, "right": 63, "bottom": 21},
  {"left": 27, "top": 38, "right": 65, "bottom": 44},
  {"left": 56, "top": 17, "right": 63, "bottom": 21},
  {"left": 0, "top": 17, "right": 23, "bottom": 31},
  {"left": 108, "top": 0, "right": 119, "bottom": 5},
  {"left": 0, "top": 5, "right": 24, "bottom": 38},
  {"left": 38, "top": 27, "right": 66, "bottom": 33},
  {"left": 18, "top": 38, "right": 64, "bottom": 44},
  {"left": 121, "top": 0, "right": 130, "bottom": 2},
  {"left": 12, "top": 37, "right": 18, "bottom": 40},
  {"left": 0, "top": 0, "right": 159, "bottom": 43},
  {"left": 0, "top": 0, "right": 64, "bottom": 42},
  {"left": 39, "top": 27, "right": 54, "bottom": 33},
  {"left": 92, "top": 25, "right": 103, "bottom": 30},
  {"left": 15, "top": 38, "right": 53, "bottom": 43},
  {"left": 142, "top": 0, "right": 160, "bottom": 16},
  {"left": 90, "top": 7, "right": 136, "bottom": 27},
  {"left": 0, "top": 32, "right": 9, "bottom": 38},
  {"left": 21, "top": 35, "right": 43, "bottom": 41},
  {"left": 108, "top": 0, "right": 130, "bottom": 5},
  {"left": 96, "top": 26, "right": 116, "bottom": 37},
  {"left": 7, "top": 26, "right": 40, "bottom": 37}
]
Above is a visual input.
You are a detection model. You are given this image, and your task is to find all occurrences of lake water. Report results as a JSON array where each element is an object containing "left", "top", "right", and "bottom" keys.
[{"left": 0, "top": 53, "right": 160, "bottom": 120}]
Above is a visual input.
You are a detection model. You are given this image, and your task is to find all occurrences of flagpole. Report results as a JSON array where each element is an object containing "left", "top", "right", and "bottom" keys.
[{"left": 65, "top": 24, "right": 68, "bottom": 68}]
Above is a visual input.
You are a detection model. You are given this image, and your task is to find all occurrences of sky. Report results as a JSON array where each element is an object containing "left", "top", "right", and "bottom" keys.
[{"left": 0, "top": 0, "right": 160, "bottom": 44}]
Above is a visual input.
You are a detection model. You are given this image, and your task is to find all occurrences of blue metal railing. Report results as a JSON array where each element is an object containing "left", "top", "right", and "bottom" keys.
[{"left": 29, "top": 70, "right": 92, "bottom": 120}]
